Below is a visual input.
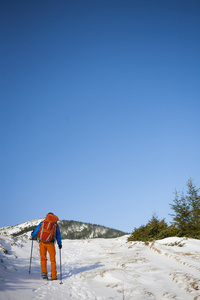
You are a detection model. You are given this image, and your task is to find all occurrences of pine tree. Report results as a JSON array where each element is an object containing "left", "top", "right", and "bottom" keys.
[
  {"left": 128, "top": 214, "right": 169, "bottom": 242},
  {"left": 186, "top": 178, "right": 200, "bottom": 235},
  {"left": 170, "top": 178, "right": 200, "bottom": 238},
  {"left": 170, "top": 190, "right": 190, "bottom": 235}
]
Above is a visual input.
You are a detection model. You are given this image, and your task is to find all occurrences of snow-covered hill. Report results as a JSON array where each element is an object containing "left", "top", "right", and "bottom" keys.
[
  {"left": 0, "top": 219, "right": 127, "bottom": 240},
  {"left": 0, "top": 235, "right": 200, "bottom": 299},
  {"left": 0, "top": 219, "right": 44, "bottom": 240}
]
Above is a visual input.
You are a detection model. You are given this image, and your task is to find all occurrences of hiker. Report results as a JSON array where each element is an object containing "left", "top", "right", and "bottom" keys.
[{"left": 31, "top": 212, "right": 62, "bottom": 280}]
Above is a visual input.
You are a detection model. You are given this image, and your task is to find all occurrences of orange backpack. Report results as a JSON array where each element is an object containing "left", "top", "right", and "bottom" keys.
[{"left": 38, "top": 213, "right": 59, "bottom": 243}]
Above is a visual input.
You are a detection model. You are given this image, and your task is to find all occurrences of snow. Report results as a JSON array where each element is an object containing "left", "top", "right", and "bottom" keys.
[
  {"left": 0, "top": 235, "right": 200, "bottom": 299},
  {"left": 0, "top": 219, "right": 44, "bottom": 239}
]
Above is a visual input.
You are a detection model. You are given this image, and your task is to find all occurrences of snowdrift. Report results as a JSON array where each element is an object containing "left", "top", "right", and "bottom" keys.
[{"left": 0, "top": 235, "right": 200, "bottom": 299}]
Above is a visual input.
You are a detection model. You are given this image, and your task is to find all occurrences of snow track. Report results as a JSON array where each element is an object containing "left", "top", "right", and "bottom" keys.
[{"left": 0, "top": 235, "right": 200, "bottom": 299}]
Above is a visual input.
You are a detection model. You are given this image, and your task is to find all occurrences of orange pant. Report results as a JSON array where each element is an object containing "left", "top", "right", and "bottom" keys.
[{"left": 39, "top": 242, "right": 57, "bottom": 279}]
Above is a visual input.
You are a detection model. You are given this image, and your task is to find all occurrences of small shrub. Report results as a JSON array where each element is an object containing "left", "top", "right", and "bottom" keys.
[
  {"left": 128, "top": 214, "right": 169, "bottom": 242},
  {"left": 164, "top": 240, "right": 185, "bottom": 247}
]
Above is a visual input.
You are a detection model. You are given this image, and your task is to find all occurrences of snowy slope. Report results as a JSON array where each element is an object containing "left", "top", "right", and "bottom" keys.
[
  {"left": 0, "top": 235, "right": 200, "bottom": 299},
  {"left": 0, "top": 219, "right": 44, "bottom": 240}
]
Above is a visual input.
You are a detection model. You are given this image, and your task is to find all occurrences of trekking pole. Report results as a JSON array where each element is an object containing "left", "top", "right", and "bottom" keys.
[
  {"left": 29, "top": 238, "right": 34, "bottom": 273},
  {"left": 59, "top": 248, "right": 63, "bottom": 284}
]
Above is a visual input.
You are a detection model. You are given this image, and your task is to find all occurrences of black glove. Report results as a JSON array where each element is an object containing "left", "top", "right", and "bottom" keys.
[
  {"left": 58, "top": 244, "right": 62, "bottom": 249},
  {"left": 31, "top": 231, "right": 37, "bottom": 240}
]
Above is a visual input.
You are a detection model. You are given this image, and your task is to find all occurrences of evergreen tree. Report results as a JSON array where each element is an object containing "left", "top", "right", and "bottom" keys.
[
  {"left": 186, "top": 178, "right": 200, "bottom": 234},
  {"left": 170, "top": 190, "right": 190, "bottom": 235},
  {"left": 128, "top": 178, "right": 200, "bottom": 242},
  {"left": 128, "top": 214, "right": 169, "bottom": 242},
  {"left": 148, "top": 214, "right": 168, "bottom": 239},
  {"left": 170, "top": 178, "right": 200, "bottom": 238}
]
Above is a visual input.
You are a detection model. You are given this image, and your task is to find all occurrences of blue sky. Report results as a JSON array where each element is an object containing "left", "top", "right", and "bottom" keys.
[{"left": 1, "top": 0, "right": 200, "bottom": 232}]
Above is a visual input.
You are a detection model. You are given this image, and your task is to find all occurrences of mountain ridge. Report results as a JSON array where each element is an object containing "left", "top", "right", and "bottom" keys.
[{"left": 0, "top": 219, "right": 127, "bottom": 240}]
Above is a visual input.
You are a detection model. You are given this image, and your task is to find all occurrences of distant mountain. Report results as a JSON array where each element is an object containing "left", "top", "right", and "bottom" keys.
[
  {"left": 0, "top": 219, "right": 127, "bottom": 240},
  {"left": 58, "top": 220, "right": 127, "bottom": 239}
]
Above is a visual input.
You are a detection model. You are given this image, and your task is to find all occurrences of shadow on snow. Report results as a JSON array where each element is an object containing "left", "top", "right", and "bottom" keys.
[{"left": 63, "top": 262, "right": 104, "bottom": 279}]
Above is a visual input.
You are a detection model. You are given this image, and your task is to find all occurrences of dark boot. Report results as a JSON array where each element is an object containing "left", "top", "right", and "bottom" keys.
[{"left": 42, "top": 272, "right": 48, "bottom": 280}]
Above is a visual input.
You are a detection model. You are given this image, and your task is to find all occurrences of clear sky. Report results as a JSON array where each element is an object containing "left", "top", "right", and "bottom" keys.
[{"left": 1, "top": 0, "right": 200, "bottom": 233}]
